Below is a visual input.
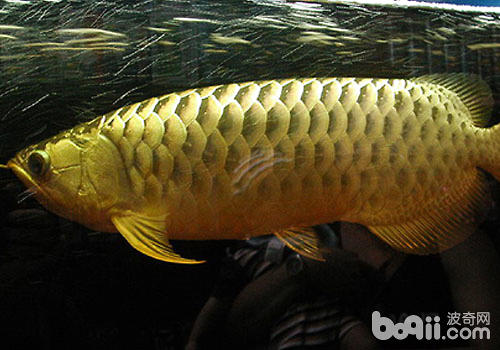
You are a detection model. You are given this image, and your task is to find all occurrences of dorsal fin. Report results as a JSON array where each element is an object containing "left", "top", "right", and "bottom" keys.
[{"left": 413, "top": 74, "right": 493, "bottom": 127}]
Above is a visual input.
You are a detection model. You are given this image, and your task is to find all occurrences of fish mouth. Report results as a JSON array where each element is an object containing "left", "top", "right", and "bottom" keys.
[{"left": 7, "top": 157, "right": 49, "bottom": 202}]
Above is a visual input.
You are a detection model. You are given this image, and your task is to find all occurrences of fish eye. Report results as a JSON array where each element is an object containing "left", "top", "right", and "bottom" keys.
[{"left": 27, "top": 150, "right": 50, "bottom": 177}]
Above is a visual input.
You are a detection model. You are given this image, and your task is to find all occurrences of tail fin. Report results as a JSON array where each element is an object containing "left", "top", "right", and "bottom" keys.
[{"left": 483, "top": 123, "right": 500, "bottom": 182}]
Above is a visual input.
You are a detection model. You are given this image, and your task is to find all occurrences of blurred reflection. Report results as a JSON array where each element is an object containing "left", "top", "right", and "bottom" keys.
[{"left": 187, "top": 223, "right": 500, "bottom": 350}]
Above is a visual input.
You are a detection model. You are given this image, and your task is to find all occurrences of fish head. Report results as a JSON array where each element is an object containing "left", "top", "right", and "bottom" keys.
[{"left": 8, "top": 120, "right": 126, "bottom": 232}]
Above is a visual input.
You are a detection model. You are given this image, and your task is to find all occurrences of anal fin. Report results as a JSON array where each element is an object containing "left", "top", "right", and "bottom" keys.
[
  {"left": 111, "top": 212, "right": 205, "bottom": 264},
  {"left": 367, "top": 170, "right": 491, "bottom": 255},
  {"left": 274, "top": 227, "right": 326, "bottom": 261}
]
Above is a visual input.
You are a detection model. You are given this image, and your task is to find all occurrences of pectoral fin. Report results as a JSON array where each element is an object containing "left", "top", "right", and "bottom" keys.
[
  {"left": 274, "top": 227, "right": 326, "bottom": 261},
  {"left": 111, "top": 213, "right": 205, "bottom": 264}
]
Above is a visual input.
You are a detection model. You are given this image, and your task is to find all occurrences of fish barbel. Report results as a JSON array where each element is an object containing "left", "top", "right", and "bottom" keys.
[{"left": 5, "top": 75, "right": 497, "bottom": 263}]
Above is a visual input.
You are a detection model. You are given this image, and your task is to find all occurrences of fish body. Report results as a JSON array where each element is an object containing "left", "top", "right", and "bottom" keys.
[{"left": 8, "top": 75, "right": 497, "bottom": 262}]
